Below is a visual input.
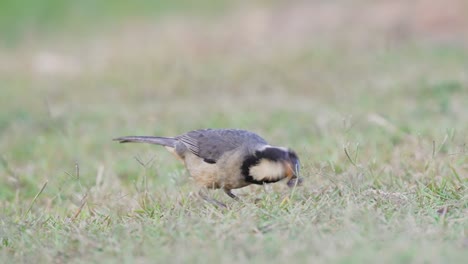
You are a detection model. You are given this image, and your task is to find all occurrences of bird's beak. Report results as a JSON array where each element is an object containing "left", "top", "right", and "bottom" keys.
[
  {"left": 284, "top": 161, "right": 295, "bottom": 179},
  {"left": 285, "top": 160, "right": 302, "bottom": 188},
  {"left": 293, "top": 160, "right": 300, "bottom": 177},
  {"left": 287, "top": 176, "right": 303, "bottom": 187},
  {"left": 284, "top": 160, "right": 300, "bottom": 177}
]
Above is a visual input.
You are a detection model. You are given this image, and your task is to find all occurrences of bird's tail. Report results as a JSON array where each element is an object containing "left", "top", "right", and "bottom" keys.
[{"left": 113, "top": 136, "right": 177, "bottom": 147}]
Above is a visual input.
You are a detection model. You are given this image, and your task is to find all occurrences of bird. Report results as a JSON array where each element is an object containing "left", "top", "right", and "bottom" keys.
[{"left": 114, "top": 129, "right": 302, "bottom": 204}]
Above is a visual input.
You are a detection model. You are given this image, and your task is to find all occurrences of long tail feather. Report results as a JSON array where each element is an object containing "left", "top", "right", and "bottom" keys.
[{"left": 113, "top": 136, "right": 177, "bottom": 147}]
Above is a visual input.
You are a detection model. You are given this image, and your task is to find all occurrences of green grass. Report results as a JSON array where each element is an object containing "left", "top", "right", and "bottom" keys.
[{"left": 0, "top": 1, "right": 467, "bottom": 263}]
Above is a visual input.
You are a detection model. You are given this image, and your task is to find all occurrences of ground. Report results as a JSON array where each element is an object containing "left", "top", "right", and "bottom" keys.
[{"left": 0, "top": 0, "right": 467, "bottom": 263}]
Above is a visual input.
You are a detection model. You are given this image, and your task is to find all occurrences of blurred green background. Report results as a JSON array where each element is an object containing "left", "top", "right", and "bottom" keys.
[
  {"left": 0, "top": 0, "right": 467, "bottom": 263},
  {"left": 0, "top": 0, "right": 232, "bottom": 43}
]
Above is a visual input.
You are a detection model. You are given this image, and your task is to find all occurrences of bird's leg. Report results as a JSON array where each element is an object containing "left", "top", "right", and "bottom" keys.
[
  {"left": 198, "top": 189, "right": 227, "bottom": 208},
  {"left": 224, "top": 189, "right": 240, "bottom": 201}
]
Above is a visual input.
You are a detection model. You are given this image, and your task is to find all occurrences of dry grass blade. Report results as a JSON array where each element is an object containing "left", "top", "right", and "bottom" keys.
[
  {"left": 71, "top": 193, "right": 88, "bottom": 221},
  {"left": 344, "top": 147, "right": 357, "bottom": 167},
  {"left": 24, "top": 181, "right": 48, "bottom": 217}
]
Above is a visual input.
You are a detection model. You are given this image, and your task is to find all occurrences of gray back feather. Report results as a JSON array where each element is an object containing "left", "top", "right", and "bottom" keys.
[{"left": 176, "top": 129, "right": 268, "bottom": 162}]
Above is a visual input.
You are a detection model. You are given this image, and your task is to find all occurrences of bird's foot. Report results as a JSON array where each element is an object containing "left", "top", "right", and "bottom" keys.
[
  {"left": 198, "top": 190, "right": 227, "bottom": 208},
  {"left": 224, "top": 189, "right": 240, "bottom": 201}
]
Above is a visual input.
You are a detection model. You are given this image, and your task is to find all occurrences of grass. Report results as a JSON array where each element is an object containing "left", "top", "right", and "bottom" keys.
[
  {"left": 0, "top": 0, "right": 233, "bottom": 45},
  {"left": 0, "top": 1, "right": 467, "bottom": 263}
]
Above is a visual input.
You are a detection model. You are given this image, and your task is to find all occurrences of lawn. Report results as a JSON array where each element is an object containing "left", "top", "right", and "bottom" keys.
[{"left": 0, "top": 1, "right": 467, "bottom": 263}]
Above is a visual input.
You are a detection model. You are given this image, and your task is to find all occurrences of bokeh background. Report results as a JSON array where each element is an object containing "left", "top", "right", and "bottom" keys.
[{"left": 1, "top": 0, "right": 467, "bottom": 263}]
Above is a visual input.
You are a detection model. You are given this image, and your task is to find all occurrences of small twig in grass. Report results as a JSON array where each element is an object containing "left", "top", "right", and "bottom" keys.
[
  {"left": 65, "top": 162, "right": 80, "bottom": 179},
  {"left": 134, "top": 154, "right": 156, "bottom": 168},
  {"left": 75, "top": 162, "right": 80, "bottom": 179},
  {"left": 134, "top": 155, "right": 146, "bottom": 167},
  {"left": 71, "top": 193, "right": 88, "bottom": 221},
  {"left": 24, "top": 181, "right": 48, "bottom": 217},
  {"left": 432, "top": 140, "right": 436, "bottom": 158},
  {"left": 354, "top": 143, "right": 360, "bottom": 164},
  {"left": 344, "top": 147, "right": 357, "bottom": 167},
  {"left": 65, "top": 162, "right": 87, "bottom": 196},
  {"left": 134, "top": 154, "right": 156, "bottom": 204}
]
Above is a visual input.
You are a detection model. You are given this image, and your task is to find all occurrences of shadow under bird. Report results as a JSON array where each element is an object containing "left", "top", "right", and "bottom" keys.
[{"left": 114, "top": 129, "right": 302, "bottom": 203}]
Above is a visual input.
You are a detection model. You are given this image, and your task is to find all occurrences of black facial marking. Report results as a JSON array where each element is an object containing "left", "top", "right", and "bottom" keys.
[
  {"left": 241, "top": 154, "right": 259, "bottom": 181},
  {"left": 240, "top": 147, "right": 290, "bottom": 185},
  {"left": 288, "top": 150, "right": 298, "bottom": 161},
  {"left": 256, "top": 147, "right": 288, "bottom": 161},
  {"left": 247, "top": 177, "right": 282, "bottom": 185},
  {"left": 203, "top": 158, "right": 216, "bottom": 164}
]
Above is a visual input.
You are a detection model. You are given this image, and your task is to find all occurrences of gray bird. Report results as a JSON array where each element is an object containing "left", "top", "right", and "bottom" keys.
[{"left": 114, "top": 129, "right": 301, "bottom": 202}]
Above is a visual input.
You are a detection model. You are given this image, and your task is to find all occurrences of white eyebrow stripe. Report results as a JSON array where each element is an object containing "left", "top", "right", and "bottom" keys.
[{"left": 258, "top": 145, "right": 288, "bottom": 152}]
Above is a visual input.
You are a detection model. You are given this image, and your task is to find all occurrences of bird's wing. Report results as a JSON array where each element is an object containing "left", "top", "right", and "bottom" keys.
[{"left": 176, "top": 129, "right": 268, "bottom": 163}]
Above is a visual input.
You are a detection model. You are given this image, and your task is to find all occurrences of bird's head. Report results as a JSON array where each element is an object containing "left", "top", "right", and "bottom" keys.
[{"left": 242, "top": 145, "right": 302, "bottom": 186}]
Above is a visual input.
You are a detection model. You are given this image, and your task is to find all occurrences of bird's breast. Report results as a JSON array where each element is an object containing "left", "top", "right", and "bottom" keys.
[
  {"left": 183, "top": 150, "right": 248, "bottom": 190},
  {"left": 183, "top": 153, "right": 222, "bottom": 189}
]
